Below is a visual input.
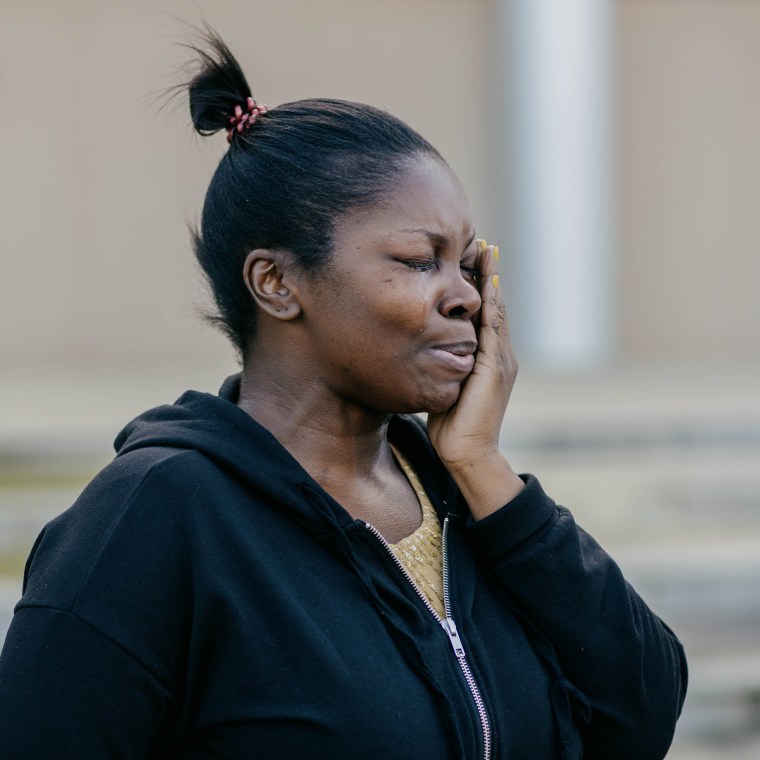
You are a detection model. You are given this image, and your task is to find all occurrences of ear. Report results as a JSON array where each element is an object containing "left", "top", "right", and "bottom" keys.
[{"left": 242, "top": 249, "right": 303, "bottom": 321}]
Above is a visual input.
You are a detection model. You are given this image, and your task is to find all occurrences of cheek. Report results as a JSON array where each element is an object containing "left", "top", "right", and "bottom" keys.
[
  {"left": 376, "top": 279, "right": 432, "bottom": 336},
  {"left": 415, "top": 296, "right": 429, "bottom": 333}
]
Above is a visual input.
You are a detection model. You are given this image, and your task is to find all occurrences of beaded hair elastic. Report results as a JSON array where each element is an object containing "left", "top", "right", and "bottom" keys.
[{"left": 226, "top": 96, "right": 268, "bottom": 143}]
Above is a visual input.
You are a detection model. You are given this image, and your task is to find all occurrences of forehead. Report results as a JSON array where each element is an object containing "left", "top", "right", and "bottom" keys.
[{"left": 334, "top": 157, "right": 474, "bottom": 246}]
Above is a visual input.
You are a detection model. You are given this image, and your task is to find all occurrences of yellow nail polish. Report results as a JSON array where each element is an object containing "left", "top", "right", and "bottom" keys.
[
  {"left": 480, "top": 239, "right": 488, "bottom": 252},
  {"left": 493, "top": 245, "right": 499, "bottom": 261},
  {"left": 491, "top": 274, "right": 500, "bottom": 288}
]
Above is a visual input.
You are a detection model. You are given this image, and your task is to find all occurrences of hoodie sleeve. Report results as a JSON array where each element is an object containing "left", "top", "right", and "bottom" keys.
[
  {"left": 0, "top": 606, "right": 176, "bottom": 759},
  {"left": 466, "top": 475, "right": 688, "bottom": 760}
]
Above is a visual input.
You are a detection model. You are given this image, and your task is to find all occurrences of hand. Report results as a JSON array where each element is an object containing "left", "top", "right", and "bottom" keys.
[
  {"left": 427, "top": 239, "right": 524, "bottom": 518},
  {"left": 427, "top": 239, "right": 517, "bottom": 468}
]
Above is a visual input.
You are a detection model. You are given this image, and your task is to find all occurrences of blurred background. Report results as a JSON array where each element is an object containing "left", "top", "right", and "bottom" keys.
[{"left": 1, "top": 0, "right": 758, "bottom": 756}]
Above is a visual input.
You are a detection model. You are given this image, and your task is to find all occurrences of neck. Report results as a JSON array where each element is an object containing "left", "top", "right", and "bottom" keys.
[{"left": 237, "top": 358, "right": 394, "bottom": 486}]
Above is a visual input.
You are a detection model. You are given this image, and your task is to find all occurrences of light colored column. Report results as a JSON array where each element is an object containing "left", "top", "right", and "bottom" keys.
[{"left": 499, "top": 0, "right": 615, "bottom": 369}]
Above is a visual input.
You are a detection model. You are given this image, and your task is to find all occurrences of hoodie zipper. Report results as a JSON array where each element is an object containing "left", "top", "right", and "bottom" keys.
[{"left": 365, "top": 516, "right": 492, "bottom": 760}]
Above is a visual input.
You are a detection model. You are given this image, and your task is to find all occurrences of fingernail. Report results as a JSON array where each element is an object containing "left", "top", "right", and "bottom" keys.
[
  {"left": 491, "top": 274, "right": 500, "bottom": 288},
  {"left": 492, "top": 245, "right": 499, "bottom": 262},
  {"left": 480, "top": 239, "right": 488, "bottom": 251}
]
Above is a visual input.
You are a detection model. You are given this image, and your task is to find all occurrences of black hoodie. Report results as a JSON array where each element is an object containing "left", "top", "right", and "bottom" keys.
[{"left": 0, "top": 376, "right": 686, "bottom": 759}]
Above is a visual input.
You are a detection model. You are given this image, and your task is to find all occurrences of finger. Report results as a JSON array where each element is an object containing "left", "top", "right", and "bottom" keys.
[
  {"left": 475, "top": 239, "right": 497, "bottom": 322},
  {"left": 477, "top": 245, "right": 508, "bottom": 357},
  {"left": 476, "top": 238, "right": 495, "bottom": 281}
]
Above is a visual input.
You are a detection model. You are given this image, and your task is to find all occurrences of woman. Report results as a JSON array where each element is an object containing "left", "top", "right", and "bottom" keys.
[{"left": 0, "top": 30, "right": 686, "bottom": 759}]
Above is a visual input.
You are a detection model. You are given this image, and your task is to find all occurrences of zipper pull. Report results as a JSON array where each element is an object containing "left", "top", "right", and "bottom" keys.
[{"left": 441, "top": 617, "right": 466, "bottom": 659}]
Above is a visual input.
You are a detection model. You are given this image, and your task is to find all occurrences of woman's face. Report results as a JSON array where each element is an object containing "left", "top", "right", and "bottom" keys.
[{"left": 298, "top": 155, "right": 482, "bottom": 415}]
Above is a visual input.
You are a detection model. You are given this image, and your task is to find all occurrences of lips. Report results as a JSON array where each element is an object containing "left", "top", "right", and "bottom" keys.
[
  {"left": 430, "top": 341, "right": 477, "bottom": 373},
  {"left": 434, "top": 341, "right": 478, "bottom": 356}
]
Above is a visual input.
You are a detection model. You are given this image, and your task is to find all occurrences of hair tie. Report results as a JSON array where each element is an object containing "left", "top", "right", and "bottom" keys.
[{"left": 226, "top": 96, "right": 268, "bottom": 143}]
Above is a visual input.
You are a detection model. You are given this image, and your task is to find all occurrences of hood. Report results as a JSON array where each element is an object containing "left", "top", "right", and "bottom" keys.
[
  {"left": 115, "top": 374, "right": 257, "bottom": 460},
  {"left": 114, "top": 373, "right": 345, "bottom": 531},
  {"left": 113, "top": 374, "right": 458, "bottom": 531}
]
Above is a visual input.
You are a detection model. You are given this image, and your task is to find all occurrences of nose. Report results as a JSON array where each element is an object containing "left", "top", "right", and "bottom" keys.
[{"left": 438, "top": 266, "right": 482, "bottom": 320}]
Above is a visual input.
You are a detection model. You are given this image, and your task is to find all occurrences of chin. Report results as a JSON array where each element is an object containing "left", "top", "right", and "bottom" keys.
[
  {"left": 412, "top": 384, "right": 462, "bottom": 415},
  {"left": 366, "top": 380, "right": 462, "bottom": 416}
]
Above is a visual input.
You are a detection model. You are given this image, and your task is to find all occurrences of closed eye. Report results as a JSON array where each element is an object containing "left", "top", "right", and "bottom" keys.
[
  {"left": 400, "top": 258, "right": 479, "bottom": 281},
  {"left": 402, "top": 259, "right": 436, "bottom": 272}
]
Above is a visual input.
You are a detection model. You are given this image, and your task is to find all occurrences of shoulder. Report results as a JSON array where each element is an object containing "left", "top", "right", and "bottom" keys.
[
  {"left": 12, "top": 448, "right": 222, "bottom": 697},
  {"left": 20, "top": 447, "right": 222, "bottom": 612},
  {"left": 49, "top": 446, "right": 218, "bottom": 539}
]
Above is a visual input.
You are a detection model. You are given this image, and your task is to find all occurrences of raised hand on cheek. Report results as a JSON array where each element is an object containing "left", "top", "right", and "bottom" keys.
[{"left": 427, "top": 238, "right": 524, "bottom": 519}]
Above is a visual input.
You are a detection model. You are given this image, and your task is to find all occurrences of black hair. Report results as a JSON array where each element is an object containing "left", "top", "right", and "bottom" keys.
[{"left": 184, "top": 28, "right": 444, "bottom": 358}]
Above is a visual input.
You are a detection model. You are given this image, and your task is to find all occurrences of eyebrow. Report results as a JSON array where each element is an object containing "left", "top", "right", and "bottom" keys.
[{"left": 400, "top": 228, "right": 477, "bottom": 250}]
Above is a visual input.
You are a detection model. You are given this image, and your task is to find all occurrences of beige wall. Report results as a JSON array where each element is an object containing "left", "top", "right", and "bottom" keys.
[
  {"left": 1, "top": 0, "right": 758, "bottom": 373},
  {"left": 618, "top": 0, "right": 760, "bottom": 359},
  {"left": 0, "top": 0, "right": 495, "bottom": 372}
]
